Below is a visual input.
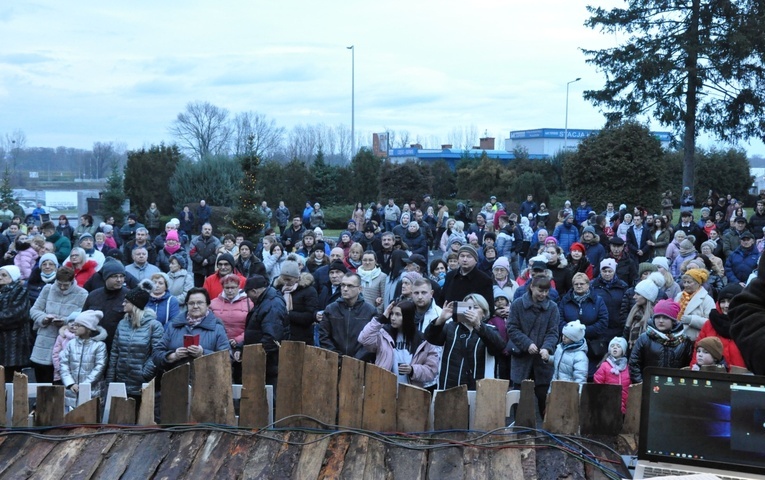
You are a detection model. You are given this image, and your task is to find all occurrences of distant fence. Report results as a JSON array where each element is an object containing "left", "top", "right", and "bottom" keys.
[{"left": 1, "top": 341, "right": 643, "bottom": 434}]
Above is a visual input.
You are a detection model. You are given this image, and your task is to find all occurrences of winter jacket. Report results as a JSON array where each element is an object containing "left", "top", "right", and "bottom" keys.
[
  {"left": 122, "top": 240, "right": 157, "bottom": 267},
  {"left": 628, "top": 321, "right": 693, "bottom": 383},
  {"left": 558, "top": 289, "right": 609, "bottom": 339},
  {"left": 319, "top": 297, "right": 376, "bottom": 359},
  {"left": 60, "top": 327, "right": 108, "bottom": 399},
  {"left": 551, "top": 340, "right": 588, "bottom": 384},
  {"left": 649, "top": 229, "right": 671, "bottom": 258},
  {"left": 442, "top": 267, "right": 495, "bottom": 316},
  {"left": 210, "top": 291, "right": 252, "bottom": 345},
  {"left": 584, "top": 237, "right": 606, "bottom": 271},
  {"left": 263, "top": 250, "right": 286, "bottom": 283},
  {"left": 358, "top": 267, "right": 387, "bottom": 313},
  {"left": 674, "top": 287, "right": 715, "bottom": 342},
  {"left": 274, "top": 273, "right": 318, "bottom": 345},
  {"left": 729, "top": 257, "right": 765, "bottom": 374},
  {"left": 65, "top": 259, "right": 99, "bottom": 287},
  {"left": 152, "top": 310, "right": 230, "bottom": 372},
  {"left": 591, "top": 275, "right": 629, "bottom": 339},
  {"left": 189, "top": 234, "right": 221, "bottom": 276},
  {"left": 46, "top": 231, "right": 72, "bottom": 265},
  {"left": 235, "top": 256, "right": 266, "bottom": 278},
  {"left": 689, "top": 315, "right": 746, "bottom": 370},
  {"left": 146, "top": 291, "right": 181, "bottom": 326},
  {"left": 144, "top": 208, "right": 161, "bottom": 229},
  {"left": 725, "top": 245, "right": 759, "bottom": 284},
  {"left": 0, "top": 280, "right": 32, "bottom": 368},
  {"left": 506, "top": 292, "right": 560, "bottom": 386},
  {"left": 14, "top": 245, "right": 38, "bottom": 281},
  {"left": 593, "top": 356, "right": 631, "bottom": 413},
  {"left": 275, "top": 206, "right": 291, "bottom": 227},
  {"left": 425, "top": 319, "right": 504, "bottom": 390},
  {"left": 359, "top": 317, "right": 439, "bottom": 388},
  {"left": 30, "top": 282, "right": 88, "bottom": 365},
  {"left": 156, "top": 246, "right": 188, "bottom": 273},
  {"left": 405, "top": 230, "right": 428, "bottom": 258},
  {"left": 203, "top": 272, "right": 246, "bottom": 301},
  {"left": 82, "top": 286, "right": 128, "bottom": 354},
  {"left": 548, "top": 258, "right": 572, "bottom": 295},
  {"left": 105, "top": 310, "right": 164, "bottom": 396},
  {"left": 552, "top": 223, "right": 580, "bottom": 254},
  {"left": 244, "top": 286, "right": 289, "bottom": 384},
  {"left": 52, "top": 326, "right": 76, "bottom": 381},
  {"left": 167, "top": 268, "right": 193, "bottom": 306}
]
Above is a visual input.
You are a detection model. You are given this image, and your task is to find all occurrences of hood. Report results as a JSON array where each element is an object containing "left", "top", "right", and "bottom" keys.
[
  {"left": 274, "top": 272, "right": 314, "bottom": 289},
  {"left": 217, "top": 290, "right": 249, "bottom": 303},
  {"left": 58, "top": 325, "right": 76, "bottom": 339}
]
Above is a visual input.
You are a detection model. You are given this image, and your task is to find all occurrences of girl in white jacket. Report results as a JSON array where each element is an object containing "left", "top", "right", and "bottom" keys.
[{"left": 60, "top": 310, "right": 108, "bottom": 401}]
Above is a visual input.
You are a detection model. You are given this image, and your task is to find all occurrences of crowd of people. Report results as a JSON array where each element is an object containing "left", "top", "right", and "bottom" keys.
[{"left": 1, "top": 190, "right": 764, "bottom": 419}]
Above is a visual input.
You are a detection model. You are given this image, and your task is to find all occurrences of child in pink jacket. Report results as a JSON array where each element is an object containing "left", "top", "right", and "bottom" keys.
[
  {"left": 51, "top": 312, "right": 80, "bottom": 384},
  {"left": 593, "top": 337, "right": 631, "bottom": 413}
]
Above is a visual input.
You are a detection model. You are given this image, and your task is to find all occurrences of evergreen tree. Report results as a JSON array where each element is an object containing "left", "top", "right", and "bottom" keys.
[
  {"left": 0, "top": 165, "right": 22, "bottom": 216},
  {"left": 227, "top": 137, "right": 266, "bottom": 239},
  {"left": 309, "top": 148, "right": 341, "bottom": 205},
  {"left": 101, "top": 163, "right": 126, "bottom": 224},
  {"left": 124, "top": 144, "right": 181, "bottom": 216}
]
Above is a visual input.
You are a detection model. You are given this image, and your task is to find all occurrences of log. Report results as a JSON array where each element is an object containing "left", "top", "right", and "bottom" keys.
[
  {"left": 35, "top": 385, "right": 65, "bottom": 427},
  {"left": 271, "top": 430, "right": 306, "bottom": 479},
  {"left": 151, "top": 430, "right": 207, "bottom": 479},
  {"left": 66, "top": 433, "right": 119, "bottom": 480},
  {"left": 580, "top": 383, "right": 622, "bottom": 435},
  {"left": 190, "top": 350, "right": 235, "bottom": 425},
  {"left": 12, "top": 372, "right": 28, "bottom": 427},
  {"left": 294, "top": 433, "right": 331, "bottom": 480},
  {"left": 474, "top": 378, "right": 509, "bottom": 431},
  {"left": 361, "top": 363, "right": 397, "bottom": 432},
  {"left": 433, "top": 385, "right": 469, "bottom": 431},
  {"left": 239, "top": 343, "right": 268, "bottom": 428},
  {"left": 427, "top": 433, "right": 465, "bottom": 479},
  {"left": 119, "top": 431, "right": 174, "bottom": 479},
  {"left": 301, "top": 346, "right": 338, "bottom": 427},
  {"left": 340, "top": 435, "right": 369, "bottom": 479},
  {"left": 318, "top": 433, "right": 352, "bottom": 478},
  {"left": 337, "top": 356, "right": 365, "bottom": 428},
  {"left": 274, "top": 341, "right": 305, "bottom": 427},
  {"left": 386, "top": 441, "right": 428, "bottom": 479},
  {"left": 396, "top": 384, "right": 430, "bottom": 432},
  {"left": 542, "top": 380, "right": 579, "bottom": 434},
  {"left": 160, "top": 362, "right": 190, "bottom": 424},
  {"left": 241, "top": 432, "right": 282, "bottom": 478}
]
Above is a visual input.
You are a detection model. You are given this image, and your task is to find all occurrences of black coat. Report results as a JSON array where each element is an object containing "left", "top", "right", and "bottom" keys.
[
  {"left": 628, "top": 322, "right": 693, "bottom": 383},
  {"left": 245, "top": 286, "right": 289, "bottom": 384},
  {"left": 189, "top": 235, "right": 220, "bottom": 276},
  {"left": 442, "top": 267, "right": 495, "bottom": 316},
  {"left": 82, "top": 285, "right": 128, "bottom": 353},
  {"left": 0, "top": 281, "right": 31, "bottom": 367},
  {"left": 729, "top": 254, "right": 765, "bottom": 374},
  {"left": 274, "top": 273, "right": 318, "bottom": 344}
]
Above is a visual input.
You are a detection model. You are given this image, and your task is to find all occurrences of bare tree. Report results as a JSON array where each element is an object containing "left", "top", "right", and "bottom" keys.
[
  {"left": 91, "top": 141, "right": 121, "bottom": 179},
  {"left": 335, "top": 124, "right": 351, "bottom": 161},
  {"left": 232, "top": 111, "right": 285, "bottom": 159},
  {"left": 3, "top": 130, "right": 26, "bottom": 181},
  {"left": 169, "top": 101, "right": 231, "bottom": 160}
]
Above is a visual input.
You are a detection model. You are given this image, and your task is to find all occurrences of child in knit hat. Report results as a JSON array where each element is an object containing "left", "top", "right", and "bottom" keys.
[
  {"left": 550, "top": 320, "right": 589, "bottom": 386},
  {"left": 594, "top": 337, "right": 631, "bottom": 413},
  {"left": 59, "top": 310, "right": 108, "bottom": 402},
  {"left": 51, "top": 311, "right": 81, "bottom": 384},
  {"left": 692, "top": 336, "right": 727, "bottom": 371}
]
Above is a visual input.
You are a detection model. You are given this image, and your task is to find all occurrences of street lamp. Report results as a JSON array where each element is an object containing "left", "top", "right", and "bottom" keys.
[
  {"left": 564, "top": 77, "right": 581, "bottom": 151},
  {"left": 347, "top": 45, "right": 355, "bottom": 159}
]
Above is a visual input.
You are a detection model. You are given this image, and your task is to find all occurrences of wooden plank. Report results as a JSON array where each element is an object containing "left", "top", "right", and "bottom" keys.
[
  {"left": 488, "top": 436, "right": 525, "bottom": 480},
  {"left": 35, "top": 385, "right": 65, "bottom": 427},
  {"left": 427, "top": 433, "right": 465, "bottom": 479},
  {"left": 520, "top": 440, "right": 538, "bottom": 480},
  {"left": 190, "top": 350, "right": 236, "bottom": 425},
  {"left": 0, "top": 435, "right": 33, "bottom": 476},
  {"left": 239, "top": 343, "right": 268, "bottom": 428},
  {"left": 474, "top": 378, "right": 509, "bottom": 432},
  {"left": 64, "top": 398, "right": 99, "bottom": 424},
  {"left": 12, "top": 372, "right": 28, "bottom": 427},
  {"left": 580, "top": 383, "right": 623, "bottom": 435},
  {"left": 160, "top": 362, "right": 190, "bottom": 424},
  {"left": 433, "top": 385, "right": 469, "bottom": 431},
  {"left": 396, "top": 384, "right": 431, "bottom": 432},
  {"left": 151, "top": 430, "right": 208, "bottom": 479},
  {"left": 109, "top": 397, "right": 136, "bottom": 425},
  {"left": 294, "top": 433, "right": 331, "bottom": 480},
  {"left": 31, "top": 430, "right": 101, "bottom": 480},
  {"left": 213, "top": 434, "right": 258, "bottom": 479},
  {"left": 183, "top": 431, "right": 236, "bottom": 478},
  {"left": 515, "top": 379, "right": 537, "bottom": 428},
  {"left": 536, "top": 447, "right": 585, "bottom": 480},
  {"left": 115, "top": 431, "right": 173, "bottom": 479},
  {"left": 66, "top": 434, "right": 119, "bottom": 480},
  {"left": 301, "top": 346, "right": 338, "bottom": 428},
  {"left": 386, "top": 441, "right": 427, "bottom": 480},
  {"left": 241, "top": 432, "right": 283, "bottom": 479},
  {"left": 274, "top": 341, "right": 305, "bottom": 427},
  {"left": 361, "top": 363, "right": 397, "bottom": 432},
  {"left": 363, "top": 437, "right": 388, "bottom": 479},
  {"left": 622, "top": 383, "right": 642, "bottom": 434},
  {"left": 339, "top": 435, "right": 369, "bottom": 480},
  {"left": 271, "top": 430, "right": 306, "bottom": 479},
  {"left": 0, "top": 366, "right": 5, "bottom": 425},
  {"left": 91, "top": 434, "right": 145, "bottom": 480},
  {"left": 542, "top": 380, "right": 579, "bottom": 434},
  {"left": 462, "top": 439, "right": 491, "bottom": 479},
  {"left": 337, "top": 356, "right": 365, "bottom": 428},
  {"left": 318, "top": 433, "right": 352, "bottom": 478},
  {"left": 0, "top": 437, "right": 57, "bottom": 479},
  {"left": 137, "top": 378, "right": 155, "bottom": 425}
]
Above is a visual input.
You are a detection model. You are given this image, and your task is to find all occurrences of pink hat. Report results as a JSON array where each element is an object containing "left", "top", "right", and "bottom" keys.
[
  {"left": 167, "top": 230, "right": 179, "bottom": 242},
  {"left": 653, "top": 299, "right": 681, "bottom": 322},
  {"left": 544, "top": 236, "right": 558, "bottom": 245}
]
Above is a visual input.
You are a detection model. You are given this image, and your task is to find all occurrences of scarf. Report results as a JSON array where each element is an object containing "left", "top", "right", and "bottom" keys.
[
  {"left": 572, "top": 291, "right": 589, "bottom": 306},
  {"left": 495, "top": 278, "right": 507, "bottom": 289},
  {"left": 708, "top": 309, "right": 732, "bottom": 339},
  {"left": 676, "top": 290, "right": 693, "bottom": 320},
  {"left": 164, "top": 243, "right": 181, "bottom": 255},
  {"left": 646, "top": 325, "right": 684, "bottom": 347},
  {"left": 41, "top": 270, "right": 57, "bottom": 283},
  {"left": 607, "top": 355, "right": 628, "bottom": 375},
  {"left": 357, "top": 266, "right": 382, "bottom": 283},
  {"left": 187, "top": 314, "right": 204, "bottom": 327},
  {"left": 347, "top": 258, "right": 362, "bottom": 269},
  {"left": 281, "top": 282, "right": 299, "bottom": 311},
  {"left": 562, "top": 338, "right": 585, "bottom": 352}
]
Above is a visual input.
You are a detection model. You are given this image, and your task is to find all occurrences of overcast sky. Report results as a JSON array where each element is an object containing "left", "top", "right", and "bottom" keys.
[{"left": 1, "top": 1, "right": 762, "bottom": 155}]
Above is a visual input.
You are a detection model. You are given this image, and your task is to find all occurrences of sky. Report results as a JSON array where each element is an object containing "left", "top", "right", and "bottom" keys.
[{"left": 1, "top": 1, "right": 763, "bottom": 155}]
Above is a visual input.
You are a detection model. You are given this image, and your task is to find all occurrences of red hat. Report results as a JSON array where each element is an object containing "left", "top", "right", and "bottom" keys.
[{"left": 570, "top": 242, "right": 586, "bottom": 253}]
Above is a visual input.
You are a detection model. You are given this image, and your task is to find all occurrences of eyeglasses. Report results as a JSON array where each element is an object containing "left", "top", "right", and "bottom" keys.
[
  {"left": 187, "top": 301, "right": 207, "bottom": 307},
  {"left": 340, "top": 283, "right": 360, "bottom": 289}
]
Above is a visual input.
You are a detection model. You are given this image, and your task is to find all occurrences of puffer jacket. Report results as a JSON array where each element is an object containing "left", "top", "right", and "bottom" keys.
[
  {"left": 358, "top": 317, "right": 439, "bottom": 388},
  {"left": 167, "top": 268, "right": 193, "bottom": 306},
  {"left": 152, "top": 310, "right": 230, "bottom": 372},
  {"left": 52, "top": 325, "right": 76, "bottom": 381},
  {"left": 725, "top": 246, "right": 759, "bottom": 284},
  {"left": 593, "top": 357, "right": 631, "bottom": 413},
  {"left": 14, "top": 244, "right": 38, "bottom": 281},
  {"left": 404, "top": 230, "right": 429, "bottom": 258},
  {"left": 146, "top": 291, "right": 181, "bottom": 327},
  {"left": 106, "top": 310, "right": 164, "bottom": 396},
  {"left": 274, "top": 273, "right": 318, "bottom": 344},
  {"left": 156, "top": 246, "right": 188, "bottom": 273},
  {"left": 60, "top": 326, "right": 108, "bottom": 399},
  {"left": 30, "top": 282, "right": 88, "bottom": 365},
  {"left": 591, "top": 275, "right": 629, "bottom": 338},
  {"left": 551, "top": 340, "right": 589, "bottom": 384},
  {"left": 263, "top": 251, "right": 286, "bottom": 283},
  {"left": 244, "top": 286, "right": 289, "bottom": 384},
  {"left": 628, "top": 321, "right": 693, "bottom": 383},
  {"left": 319, "top": 297, "right": 377, "bottom": 359},
  {"left": 210, "top": 290, "right": 252, "bottom": 344},
  {"left": 65, "top": 259, "right": 98, "bottom": 287},
  {"left": 558, "top": 289, "right": 609, "bottom": 339}
]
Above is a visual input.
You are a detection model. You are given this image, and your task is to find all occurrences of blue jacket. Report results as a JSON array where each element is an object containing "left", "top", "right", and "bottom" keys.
[
  {"left": 146, "top": 291, "right": 181, "bottom": 326},
  {"left": 558, "top": 289, "right": 609, "bottom": 339},
  {"left": 152, "top": 310, "right": 230, "bottom": 371},
  {"left": 591, "top": 276, "right": 629, "bottom": 338},
  {"left": 725, "top": 246, "right": 759, "bottom": 284},
  {"left": 552, "top": 223, "right": 580, "bottom": 254}
]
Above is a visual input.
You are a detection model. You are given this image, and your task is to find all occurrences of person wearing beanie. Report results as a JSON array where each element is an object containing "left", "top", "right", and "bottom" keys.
[
  {"left": 594, "top": 336, "right": 631, "bottom": 413},
  {"left": 0, "top": 264, "right": 34, "bottom": 382},
  {"left": 671, "top": 236, "right": 697, "bottom": 278},
  {"left": 27, "top": 252, "right": 60, "bottom": 304},
  {"left": 690, "top": 282, "right": 746, "bottom": 370},
  {"left": 442, "top": 243, "right": 495, "bottom": 316},
  {"left": 234, "top": 240, "right": 266, "bottom": 278},
  {"left": 202, "top": 252, "right": 245, "bottom": 300},
  {"left": 566, "top": 241, "right": 594, "bottom": 281},
  {"left": 623, "top": 271, "right": 666, "bottom": 350},
  {"left": 270, "top": 259, "right": 318, "bottom": 345},
  {"left": 60, "top": 309, "right": 108, "bottom": 400},
  {"left": 83, "top": 259, "right": 130, "bottom": 353},
  {"left": 629, "top": 298, "right": 693, "bottom": 383},
  {"left": 491, "top": 256, "right": 519, "bottom": 300},
  {"left": 692, "top": 336, "right": 726, "bottom": 371},
  {"left": 725, "top": 230, "right": 759, "bottom": 286},
  {"left": 592, "top": 256, "right": 629, "bottom": 341},
  {"left": 551, "top": 320, "right": 589, "bottom": 386},
  {"left": 552, "top": 213, "right": 580, "bottom": 256},
  {"left": 675, "top": 268, "right": 715, "bottom": 342},
  {"left": 558, "top": 271, "right": 608, "bottom": 377},
  {"left": 155, "top": 228, "right": 187, "bottom": 274},
  {"left": 699, "top": 239, "right": 724, "bottom": 278}
]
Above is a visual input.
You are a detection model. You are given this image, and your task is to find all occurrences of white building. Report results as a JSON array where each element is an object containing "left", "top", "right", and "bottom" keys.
[{"left": 505, "top": 128, "right": 673, "bottom": 156}]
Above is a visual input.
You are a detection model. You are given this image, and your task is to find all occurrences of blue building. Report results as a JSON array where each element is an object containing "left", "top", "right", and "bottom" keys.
[
  {"left": 387, "top": 137, "right": 548, "bottom": 170},
  {"left": 506, "top": 128, "right": 673, "bottom": 156}
]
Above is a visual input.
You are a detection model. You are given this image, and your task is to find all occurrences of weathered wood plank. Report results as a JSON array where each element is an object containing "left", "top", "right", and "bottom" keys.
[
  {"left": 90, "top": 434, "right": 145, "bottom": 480},
  {"left": 462, "top": 440, "right": 490, "bottom": 479},
  {"left": 386, "top": 441, "right": 427, "bottom": 480},
  {"left": 35, "top": 385, "right": 65, "bottom": 427},
  {"left": 515, "top": 379, "right": 537, "bottom": 428},
  {"left": 66, "top": 434, "right": 119, "bottom": 480},
  {"left": 427, "top": 433, "right": 465, "bottom": 479},
  {"left": 151, "top": 430, "right": 208, "bottom": 480},
  {"left": 474, "top": 378, "right": 509, "bottom": 432},
  {"left": 621, "top": 383, "right": 642, "bottom": 434},
  {"left": 274, "top": 341, "right": 305, "bottom": 427},
  {"left": 339, "top": 435, "right": 369, "bottom": 480},
  {"left": 361, "top": 363, "right": 397, "bottom": 432},
  {"left": 542, "top": 380, "right": 580, "bottom": 434},
  {"left": 0, "top": 435, "right": 33, "bottom": 476},
  {"left": 433, "top": 385, "right": 469, "bottom": 431},
  {"left": 109, "top": 397, "right": 136, "bottom": 425},
  {"left": 212, "top": 434, "right": 258, "bottom": 479},
  {"left": 183, "top": 431, "right": 237, "bottom": 478},
  {"left": 363, "top": 436, "right": 388, "bottom": 479},
  {"left": 137, "top": 378, "right": 155, "bottom": 425},
  {"left": 294, "top": 433, "right": 331, "bottom": 480},
  {"left": 12, "top": 372, "right": 28, "bottom": 427},
  {"left": 190, "top": 350, "right": 236, "bottom": 425},
  {"left": 337, "top": 356, "right": 365, "bottom": 428},
  {"left": 239, "top": 343, "right": 269, "bottom": 428},
  {"left": 396, "top": 383, "right": 431, "bottom": 432},
  {"left": 271, "top": 430, "right": 306, "bottom": 479},
  {"left": 580, "top": 383, "right": 623, "bottom": 435},
  {"left": 117, "top": 431, "right": 173, "bottom": 479},
  {"left": 536, "top": 447, "right": 586, "bottom": 480},
  {"left": 318, "top": 433, "right": 352, "bottom": 479},
  {"left": 520, "top": 441, "right": 538, "bottom": 480},
  {"left": 64, "top": 398, "right": 99, "bottom": 424},
  {"left": 301, "top": 346, "right": 338, "bottom": 428},
  {"left": 160, "top": 362, "right": 190, "bottom": 424},
  {"left": 0, "top": 436, "right": 56, "bottom": 479},
  {"left": 241, "top": 432, "right": 282, "bottom": 479},
  {"left": 488, "top": 436, "right": 525, "bottom": 480}
]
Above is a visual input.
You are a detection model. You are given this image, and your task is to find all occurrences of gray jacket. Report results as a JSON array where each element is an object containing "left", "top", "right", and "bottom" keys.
[
  {"left": 167, "top": 269, "right": 193, "bottom": 306},
  {"left": 30, "top": 282, "right": 88, "bottom": 365},
  {"left": 60, "top": 326, "right": 108, "bottom": 399},
  {"left": 106, "top": 309, "right": 164, "bottom": 396}
]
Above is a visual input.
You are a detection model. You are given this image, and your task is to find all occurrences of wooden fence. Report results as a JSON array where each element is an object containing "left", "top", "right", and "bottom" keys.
[{"left": 1, "top": 341, "right": 642, "bottom": 435}]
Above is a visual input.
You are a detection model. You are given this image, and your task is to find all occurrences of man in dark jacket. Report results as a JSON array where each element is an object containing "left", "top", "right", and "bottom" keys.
[
  {"left": 280, "top": 216, "right": 306, "bottom": 252},
  {"left": 195, "top": 200, "right": 211, "bottom": 233},
  {"left": 82, "top": 260, "right": 128, "bottom": 353},
  {"left": 749, "top": 200, "right": 765, "bottom": 240},
  {"left": 189, "top": 223, "right": 220, "bottom": 287},
  {"left": 319, "top": 272, "right": 376, "bottom": 359},
  {"left": 725, "top": 232, "right": 759, "bottom": 286},
  {"left": 442, "top": 245, "right": 494, "bottom": 316},
  {"left": 243, "top": 274, "right": 288, "bottom": 386},
  {"left": 606, "top": 237, "right": 637, "bottom": 286}
]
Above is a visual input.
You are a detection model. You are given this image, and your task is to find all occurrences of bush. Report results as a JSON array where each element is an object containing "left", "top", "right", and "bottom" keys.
[{"left": 321, "top": 204, "right": 356, "bottom": 229}]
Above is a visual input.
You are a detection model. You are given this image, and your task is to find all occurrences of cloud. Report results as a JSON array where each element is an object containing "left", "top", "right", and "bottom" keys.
[{"left": 0, "top": 52, "right": 53, "bottom": 65}]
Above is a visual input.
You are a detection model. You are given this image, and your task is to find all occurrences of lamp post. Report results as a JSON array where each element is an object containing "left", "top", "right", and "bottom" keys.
[
  {"left": 564, "top": 77, "right": 581, "bottom": 151},
  {"left": 347, "top": 45, "right": 355, "bottom": 159}
]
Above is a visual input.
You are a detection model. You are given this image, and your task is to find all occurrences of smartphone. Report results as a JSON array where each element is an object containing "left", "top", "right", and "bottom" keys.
[
  {"left": 183, "top": 334, "right": 200, "bottom": 348},
  {"left": 455, "top": 301, "right": 469, "bottom": 324}
]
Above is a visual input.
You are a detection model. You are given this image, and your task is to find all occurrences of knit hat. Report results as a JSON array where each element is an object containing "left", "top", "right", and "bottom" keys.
[
  {"left": 125, "top": 279, "right": 154, "bottom": 310},
  {"left": 564, "top": 213, "right": 574, "bottom": 222},
  {"left": 38, "top": 253, "right": 59, "bottom": 268},
  {"left": 402, "top": 271, "right": 422, "bottom": 284},
  {"left": 281, "top": 260, "right": 301, "bottom": 278},
  {"left": 244, "top": 274, "right": 269, "bottom": 291},
  {"left": 170, "top": 253, "right": 187, "bottom": 269},
  {"left": 467, "top": 232, "right": 478, "bottom": 244},
  {"left": 697, "top": 337, "right": 724, "bottom": 362},
  {"left": 570, "top": 242, "right": 586, "bottom": 253},
  {"left": 651, "top": 256, "right": 670, "bottom": 271},
  {"left": 562, "top": 320, "right": 586, "bottom": 342},
  {"left": 328, "top": 260, "right": 347, "bottom": 273},
  {"left": 458, "top": 245, "right": 479, "bottom": 262},
  {"left": 679, "top": 238, "right": 696, "bottom": 256},
  {"left": 74, "top": 310, "right": 103, "bottom": 332},
  {"left": 638, "top": 262, "right": 658, "bottom": 278},
  {"left": 582, "top": 226, "right": 596, "bottom": 236},
  {"left": 0, "top": 266, "right": 20, "bottom": 282},
  {"left": 544, "top": 236, "right": 559, "bottom": 245},
  {"left": 654, "top": 299, "right": 681, "bottom": 322},
  {"left": 493, "top": 286, "right": 510, "bottom": 303},
  {"left": 102, "top": 224, "right": 114, "bottom": 234},
  {"left": 634, "top": 272, "right": 665, "bottom": 303},
  {"left": 701, "top": 240, "right": 717, "bottom": 253},
  {"left": 718, "top": 282, "right": 743, "bottom": 302},
  {"left": 600, "top": 258, "right": 617, "bottom": 271},
  {"left": 492, "top": 256, "right": 510, "bottom": 273},
  {"left": 166, "top": 230, "right": 179, "bottom": 242},
  {"left": 683, "top": 268, "right": 709, "bottom": 285},
  {"left": 217, "top": 253, "right": 236, "bottom": 269},
  {"left": 153, "top": 271, "right": 171, "bottom": 287},
  {"left": 239, "top": 240, "right": 255, "bottom": 253},
  {"left": 609, "top": 337, "right": 628, "bottom": 355},
  {"left": 100, "top": 259, "right": 125, "bottom": 280},
  {"left": 78, "top": 232, "right": 94, "bottom": 243}
]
